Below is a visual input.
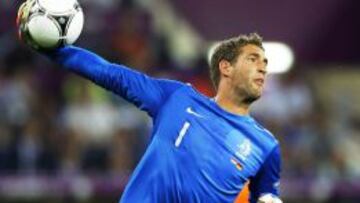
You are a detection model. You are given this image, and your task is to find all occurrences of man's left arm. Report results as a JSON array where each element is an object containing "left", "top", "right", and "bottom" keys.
[
  {"left": 249, "top": 145, "right": 282, "bottom": 203},
  {"left": 47, "top": 46, "right": 185, "bottom": 118}
]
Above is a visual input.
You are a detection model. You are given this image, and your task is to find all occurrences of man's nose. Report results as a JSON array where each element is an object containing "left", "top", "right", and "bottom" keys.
[{"left": 258, "top": 64, "right": 267, "bottom": 75}]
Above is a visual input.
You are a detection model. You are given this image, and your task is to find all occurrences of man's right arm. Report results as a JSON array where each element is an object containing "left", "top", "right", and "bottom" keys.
[{"left": 48, "top": 46, "right": 185, "bottom": 118}]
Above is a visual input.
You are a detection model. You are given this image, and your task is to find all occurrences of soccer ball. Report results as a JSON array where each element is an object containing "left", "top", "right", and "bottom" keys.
[{"left": 17, "top": 0, "right": 84, "bottom": 50}]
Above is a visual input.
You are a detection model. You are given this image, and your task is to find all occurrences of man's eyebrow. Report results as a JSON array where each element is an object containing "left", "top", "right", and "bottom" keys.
[{"left": 248, "top": 53, "right": 260, "bottom": 58}]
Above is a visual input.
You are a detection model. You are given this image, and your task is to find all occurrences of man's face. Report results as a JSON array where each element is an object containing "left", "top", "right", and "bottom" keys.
[{"left": 228, "top": 44, "right": 268, "bottom": 103}]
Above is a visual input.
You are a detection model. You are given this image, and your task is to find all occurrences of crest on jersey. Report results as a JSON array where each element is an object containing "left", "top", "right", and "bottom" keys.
[{"left": 236, "top": 138, "right": 252, "bottom": 161}]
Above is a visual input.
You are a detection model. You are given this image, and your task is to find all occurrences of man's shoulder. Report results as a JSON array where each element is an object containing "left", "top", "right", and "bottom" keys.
[
  {"left": 251, "top": 118, "right": 279, "bottom": 145},
  {"left": 167, "top": 82, "right": 208, "bottom": 100}
]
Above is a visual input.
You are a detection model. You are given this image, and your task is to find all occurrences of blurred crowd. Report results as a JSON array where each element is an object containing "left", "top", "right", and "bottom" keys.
[{"left": 1, "top": 0, "right": 360, "bottom": 202}]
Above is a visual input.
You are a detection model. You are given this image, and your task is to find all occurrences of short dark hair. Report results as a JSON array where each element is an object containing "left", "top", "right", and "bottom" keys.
[{"left": 209, "top": 33, "right": 264, "bottom": 89}]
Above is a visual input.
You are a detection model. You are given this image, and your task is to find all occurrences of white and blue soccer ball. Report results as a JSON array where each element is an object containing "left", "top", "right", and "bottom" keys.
[{"left": 17, "top": 0, "right": 84, "bottom": 50}]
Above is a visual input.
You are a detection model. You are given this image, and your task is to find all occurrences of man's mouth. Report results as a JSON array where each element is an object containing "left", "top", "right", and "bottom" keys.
[{"left": 254, "top": 78, "right": 264, "bottom": 86}]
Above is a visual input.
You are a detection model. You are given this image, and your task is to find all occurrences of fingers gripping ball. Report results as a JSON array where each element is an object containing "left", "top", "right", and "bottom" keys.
[
  {"left": 17, "top": 0, "right": 33, "bottom": 41},
  {"left": 17, "top": 0, "right": 84, "bottom": 50}
]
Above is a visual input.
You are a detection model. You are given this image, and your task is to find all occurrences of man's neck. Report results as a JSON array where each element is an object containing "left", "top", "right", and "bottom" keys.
[{"left": 214, "top": 93, "right": 250, "bottom": 116}]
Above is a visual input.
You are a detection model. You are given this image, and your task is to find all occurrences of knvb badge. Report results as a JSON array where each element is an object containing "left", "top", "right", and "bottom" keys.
[{"left": 236, "top": 138, "right": 252, "bottom": 161}]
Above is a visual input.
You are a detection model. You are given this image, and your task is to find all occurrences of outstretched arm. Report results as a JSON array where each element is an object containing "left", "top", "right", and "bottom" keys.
[
  {"left": 48, "top": 46, "right": 185, "bottom": 118},
  {"left": 249, "top": 145, "right": 282, "bottom": 203}
]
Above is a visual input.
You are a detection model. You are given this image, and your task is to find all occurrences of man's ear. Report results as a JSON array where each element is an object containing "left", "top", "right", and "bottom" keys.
[{"left": 219, "top": 59, "right": 233, "bottom": 78}]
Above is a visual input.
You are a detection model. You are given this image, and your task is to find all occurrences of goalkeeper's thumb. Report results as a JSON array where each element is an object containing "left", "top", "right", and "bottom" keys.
[{"left": 16, "top": 0, "right": 40, "bottom": 50}]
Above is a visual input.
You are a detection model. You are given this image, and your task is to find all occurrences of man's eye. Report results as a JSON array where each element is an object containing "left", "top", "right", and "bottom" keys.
[{"left": 248, "top": 57, "right": 256, "bottom": 62}]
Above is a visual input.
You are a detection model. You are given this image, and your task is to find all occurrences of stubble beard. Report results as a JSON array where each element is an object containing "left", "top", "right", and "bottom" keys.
[
  {"left": 234, "top": 84, "right": 261, "bottom": 105},
  {"left": 243, "top": 95, "right": 260, "bottom": 104}
]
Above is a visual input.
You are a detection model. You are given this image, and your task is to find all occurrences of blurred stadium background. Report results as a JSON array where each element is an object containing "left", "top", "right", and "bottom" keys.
[{"left": 1, "top": 0, "right": 360, "bottom": 202}]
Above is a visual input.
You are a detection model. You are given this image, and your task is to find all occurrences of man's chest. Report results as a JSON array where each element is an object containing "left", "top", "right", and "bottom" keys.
[{"left": 158, "top": 102, "right": 267, "bottom": 185}]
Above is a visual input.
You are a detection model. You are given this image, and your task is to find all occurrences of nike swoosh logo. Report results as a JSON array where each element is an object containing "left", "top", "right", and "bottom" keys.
[{"left": 186, "top": 107, "right": 204, "bottom": 118}]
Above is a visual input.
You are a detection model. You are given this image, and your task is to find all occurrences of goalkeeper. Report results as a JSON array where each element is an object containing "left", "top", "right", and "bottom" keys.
[{"left": 17, "top": 4, "right": 282, "bottom": 203}]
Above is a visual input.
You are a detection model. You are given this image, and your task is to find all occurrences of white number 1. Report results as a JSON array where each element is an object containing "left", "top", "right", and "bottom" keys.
[{"left": 175, "top": 121, "right": 190, "bottom": 147}]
